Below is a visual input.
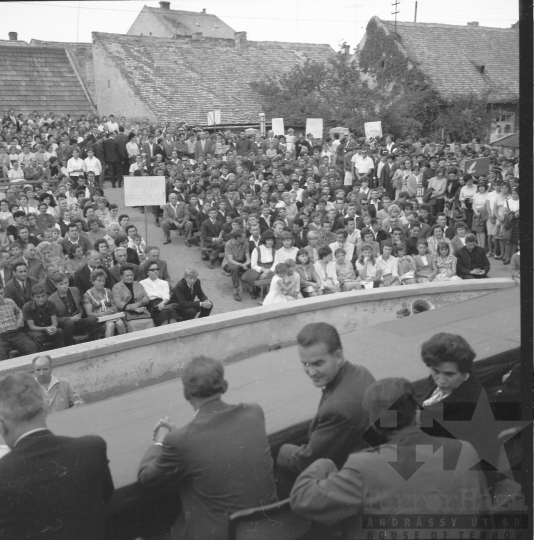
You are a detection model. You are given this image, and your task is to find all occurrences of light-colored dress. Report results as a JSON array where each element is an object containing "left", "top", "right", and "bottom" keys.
[
  {"left": 433, "top": 255, "right": 458, "bottom": 281},
  {"left": 263, "top": 275, "right": 292, "bottom": 306}
]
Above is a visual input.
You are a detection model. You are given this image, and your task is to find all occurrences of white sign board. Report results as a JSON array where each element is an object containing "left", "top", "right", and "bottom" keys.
[
  {"left": 207, "top": 110, "right": 221, "bottom": 126},
  {"left": 364, "top": 121, "right": 383, "bottom": 139},
  {"left": 272, "top": 118, "right": 285, "bottom": 137},
  {"left": 305, "top": 118, "right": 323, "bottom": 139},
  {"left": 124, "top": 176, "right": 166, "bottom": 207}
]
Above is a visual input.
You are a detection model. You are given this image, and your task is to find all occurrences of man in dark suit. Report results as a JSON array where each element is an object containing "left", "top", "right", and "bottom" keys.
[
  {"left": 137, "top": 356, "right": 277, "bottom": 540},
  {"left": 102, "top": 132, "right": 122, "bottom": 188},
  {"left": 48, "top": 274, "right": 99, "bottom": 346},
  {"left": 115, "top": 126, "right": 129, "bottom": 177},
  {"left": 290, "top": 378, "right": 488, "bottom": 535},
  {"left": 171, "top": 268, "right": 213, "bottom": 320},
  {"left": 201, "top": 208, "right": 225, "bottom": 269},
  {"left": 142, "top": 134, "right": 163, "bottom": 165},
  {"left": 161, "top": 133, "right": 176, "bottom": 160},
  {"left": 5, "top": 261, "right": 39, "bottom": 309},
  {"left": 194, "top": 132, "right": 213, "bottom": 162},
  {"left": 138, "top": 247, "right": 171, "bottom": 285},
  {"left": 0, "top": 371, "right": 114, "bottom": 540},
  {"left": 292, "top": 217, "right": 308, "bottom": 248},
  {"left": 73, "top": 251, "right": 113, "bottom": 295},
  {"left": 276, "top": 323, "right": 378, "bottom": 497},
  {"left": 370, "top": 218, "right": 390, "bottom": 244}
]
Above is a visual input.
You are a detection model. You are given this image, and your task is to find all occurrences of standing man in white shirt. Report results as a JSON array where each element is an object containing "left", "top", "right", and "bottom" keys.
[
  {"left": 351, "top": 148, "right": 374, "bottom": 184},
  {"left": 83, "top": 148, "right": 102, "bottom": 186},
  {"left": 66, "top": 149, "right": 86, "bottom": 187},
  {"left": 105, "top": 114, "right": 119, "bottom": 133}
]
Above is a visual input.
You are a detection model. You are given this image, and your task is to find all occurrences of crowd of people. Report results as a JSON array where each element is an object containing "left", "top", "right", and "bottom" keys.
[
  {"left": 0, "top": 324, "right": 522, "bottom": 539},
  {"left": 0, "top": 109, "right": 520, "bottom": 356}
]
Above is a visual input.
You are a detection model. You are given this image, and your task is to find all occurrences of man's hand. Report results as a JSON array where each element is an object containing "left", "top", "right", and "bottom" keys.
[
  {"left": 16, "top": 318, "right": 24, "bottom": 329},
  {"left": 157, "top": 301, "right": 165, "bottom": 311},
  {"left": 46, "top": 326, "right": 57, "bottom": 335},
  {"left": 470, "top": 269, "right": 480, "bottom": 275},
  {"left": 153, "top": 416, "right": 176, "bottom": 444},
  {"left": 71, "top": 314, "right": 82, "bottom": 322}
]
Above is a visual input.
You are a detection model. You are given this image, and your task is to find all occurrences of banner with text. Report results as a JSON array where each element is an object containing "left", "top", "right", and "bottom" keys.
[
  {"left": 207, "top": 110, "right": 221, "bottom": 126},
  {"left": 364, "top": 121, "right": 383, "bottom": 139},
  {"left": 305, "top": 118, "right": 323, "bottom": 139},
  {"left": 272, "top": 118, "right": 285, "bottom": 137},
  {"left": 124, "top": 176, "right": 166, "bottom": 207}
]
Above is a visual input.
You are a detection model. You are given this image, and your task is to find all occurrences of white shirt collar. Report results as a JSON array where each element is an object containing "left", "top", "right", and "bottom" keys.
[{"left": 14, "top": 427, "right": 49, "bottom": 448}]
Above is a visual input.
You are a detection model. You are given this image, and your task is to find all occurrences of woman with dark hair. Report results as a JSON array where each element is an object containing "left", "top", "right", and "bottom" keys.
[
  {"left": 273, "top": 231, "right": 299, "bottom": 266},
  {"left": 427, "top": 166, "right": 448, "bottom": 215},
  {"left": 314, "top": 245, "right": 340, "bottom": 294},
  {"left": 94, "top": 238, "right": 113, "bottom": 269},
  {"left": 295, "top": 248, "right": 322, "bottom": 297},
  {"left": 242, "top": 231, "right": 276, "bottom": 299},
  {"left": 419, "top": 333, "right": 502, "bottom": 487},
  {"left": 471, "top": 181, "right": 489, "bottom": 249},
  {"left": 66, "top": 244, "right": 87, "bottom": 274},
  {"left": 126, "top": 132, "right": 140, "bottom": 165}
]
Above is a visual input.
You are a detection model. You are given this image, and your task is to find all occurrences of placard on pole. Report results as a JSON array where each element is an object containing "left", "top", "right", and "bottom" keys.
[{"left": 124, "top": 176, "right": 166, "bottom": 244}]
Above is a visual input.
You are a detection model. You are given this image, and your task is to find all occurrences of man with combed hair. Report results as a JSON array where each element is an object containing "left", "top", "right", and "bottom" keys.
[
  {"left": 290, "top": 378, "right": 489, "bottom": 538},
  {"left": 0, "top": 371, "right": 113, "bottom": 539},
  {"left": 276, "top": 323, "right": 378, "bottom": 496},
  {"left": 138, "top": 356, "right": 277, "bottom": 540},
  {"left": 170, "top": 267, "right": 213, "bottom": 320}
]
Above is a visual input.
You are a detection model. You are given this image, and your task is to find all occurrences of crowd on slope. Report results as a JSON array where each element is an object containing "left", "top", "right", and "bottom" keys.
[{"left": 0, "top": 110, "right": 521, "bottom": 357}]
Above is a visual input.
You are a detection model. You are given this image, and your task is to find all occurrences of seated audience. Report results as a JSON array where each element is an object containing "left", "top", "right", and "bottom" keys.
[
  {"left": 5, "top": 260, "right": 39, "bottom": 309},
  {"left": 355, "top": 243, "right": 381, "bottom": 288},
  {"left": 376, "top": 241, "right": 400, "bottom": 287},
  {"left": 222, "top": 229, "right": 250, "bottom": 302},
  {"left": 83, "top": 268, "right": 126, "bottom": 338},
  {"left": 334, "top": 248, "right": 361, "bottom": 291},
  {"left": 393, "top": 243, "right": 417, "bottom": 285},
  {"left": 48, "top": 273, "right": 100, "bottom": 346},
  {"left": 170, "top": 267, "right": 213, "bottom": 320},
  {"left": 413, "top": 238, "right": 436, "bottom": 282},
  {"left": 139, "top": 260, "right": 178, "bottom": 326},
  {"left": 431, "top": 241, "right": 462, "bottom": 281},
  {"left": 295, "top": 249, "right": 322, "bottom": 297},
  {"left": 262, "top": 263, "right": 297, "bottom": 306},
  {"left": 455, "top": 234, "right": 490, "bottom": 279},
  {"left": 314, "top": 245, "right": 340, "bottom": 294},
  {"left": 137, "top": 356, "right": 277, "bottom": 540},
  {"left": 242, "top": 231, "right": 276, "bottom": 300},
  {"left": 138, "top": 246, "right": 171, "bottom": 285},
  {"left": 73, "top": 250, "right": 112, "bottom": 294}
]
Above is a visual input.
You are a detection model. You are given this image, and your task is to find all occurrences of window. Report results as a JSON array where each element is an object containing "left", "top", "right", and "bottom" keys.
[{"left": 494, "top": 113, "right": 515, "bottom": 134}]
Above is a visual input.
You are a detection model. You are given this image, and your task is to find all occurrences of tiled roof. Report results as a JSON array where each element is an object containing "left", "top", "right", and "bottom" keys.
[
  {"left": 495, "top": 132, "right": 519, "bottom": 148},
  {"left": 377, "top": 18, "right": 518, "bottom": 103},
  {"left": 29, "top": 40, "right": 97, "bottom": 105},
  {"left": 0, "top": 39, "right": 29, "bottom": 47},
  {"left": 141, "top": 6, "right": 236, "bottom": 39},
  {"left": 92, "top": 32, "right": 334, "bottom": 125},
  {"left": 0, "top": 46, "right": 95, "bottom": 116}
]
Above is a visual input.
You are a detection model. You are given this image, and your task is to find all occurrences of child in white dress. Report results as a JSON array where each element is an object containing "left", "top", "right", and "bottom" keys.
[{"left": 263, "top": 263, "right": 296, "bottom": 306}]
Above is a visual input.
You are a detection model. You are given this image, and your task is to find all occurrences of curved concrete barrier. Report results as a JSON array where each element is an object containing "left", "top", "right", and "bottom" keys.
[{"left": 0, "top": 278, "right": 516, "bottom": 402}]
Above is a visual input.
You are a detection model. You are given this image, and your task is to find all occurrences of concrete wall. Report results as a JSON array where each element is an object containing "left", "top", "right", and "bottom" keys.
[
  {"left": 92, "top": 40, "right": 158, "bottom": 122},
  {"left": 0, "top": 279, "right": 514, "bottom": 403}
]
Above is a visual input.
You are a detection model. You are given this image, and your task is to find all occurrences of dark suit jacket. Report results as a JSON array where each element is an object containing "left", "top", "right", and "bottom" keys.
[
  {"left": 73, "top": 264, "right": 113, "bottom": 295},
  {"left": 373, "top": 229, "right": 390, "bottom": 245},
  {"left": 39, "top": 276, "right": 57, "bottom": 297},
  {"left": 0, "top": 430, "right": 113, "bottom": 540},
  {"left": 277, "top": 362, "right": 378, "bottom": 474},
  {"left": 455, "top": 245, "right": 490, "bottom": 276},
  {"left": 109, "top": 263, "right": 139, "bottom": 284},
  {"left": 138, "top": 399, "right": 277, "bottom": 540},
  {"left": 102, "top": 137, "right": 121, "bottom": 163},
  {"left": 292, "top": 229, "right": 309, "bottom": 248},
  {"left": 200, "top": 218, "right": 222, "bottom": 244},
  {"left": 115, "top": 132, "right": 129, "bottom": 160},
  {"left": 143, "top": 142, "right": 163, "bottom": 162},
  {"left": 170, "top": 277, "right": 207, "bottom": 308},
  {"left": 138, "top": 259, "right": 171, "bottom": 285},
  {"left": 4, "top": 277, "right": 39, "bottom": 309},
  {"left": 48, "top": 287, "right": 85, "bottom": 320}
]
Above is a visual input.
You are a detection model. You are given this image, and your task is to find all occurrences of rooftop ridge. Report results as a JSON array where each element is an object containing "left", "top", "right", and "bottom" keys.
[{"left": 378, "top": 18, "right": 515, "bottom": 31}]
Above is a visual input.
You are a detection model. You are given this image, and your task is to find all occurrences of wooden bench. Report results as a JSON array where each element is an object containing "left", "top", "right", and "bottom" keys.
[
  {"left": 8, "top": 333, "right": 90, "bottom": 359},
  {"left": 254, "top": 279, "right": 272, "bottom": 298}
]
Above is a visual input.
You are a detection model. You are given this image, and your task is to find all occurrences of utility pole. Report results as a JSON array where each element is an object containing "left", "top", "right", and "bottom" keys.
[
  {"left": 392, "top": 0, "right": 400, "bottom": 33},
  {"left": 414, "top": 1, "right": 418, "bottom": 22}
]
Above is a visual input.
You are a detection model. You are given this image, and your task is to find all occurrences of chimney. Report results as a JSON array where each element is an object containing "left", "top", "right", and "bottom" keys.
[
  {"left": 234, "top": 31, "right": 247, "bottom": 53},
  {"left": 192, "top": 32, "right": 202, "bottom": 40},
  {"left": 159, "top": 1, "right": 170, "bottom": 9},
  {"left": 202, "top": 8, "right": 206, "bottom": 14},
  {"left": 343, "top": 44, "right": 350, "bottom": 55},
  {"left": 8, "top": 32, "right": 18, "bottom": 41},
  {"left": 467, "top": 22, "right": 479, "bottom": 27}
]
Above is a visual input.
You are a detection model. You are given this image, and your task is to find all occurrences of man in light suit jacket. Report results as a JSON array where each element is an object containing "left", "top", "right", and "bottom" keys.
[
  {"left": 194, "top": 132, "right": 213, "bottom": 162},
  {"left": 170, "top": 268, "right": 212, "bottom": 320},
  {"left": 290, "top": 378, "right": 488, "bottom": 539},
  {"left": 161, "top": 193, "right": 193, "bottom": 245},
  {"left": 0, "top": 371, "right": 114, "bottom": 540},
  {"left": 261, "top": 130, "right": 279, "bottom": 152},
  {"left": 137, "top": 356, "right": 277, "bottom": 540},
  {"left": 276, "top": 323, "right": 379, "bottom": 497},
  {"left": 108, "top": 247, "right": 140, "bottom": 284},
  {"left": 48, "top": 274, "right": 99, "bottom": 345}
]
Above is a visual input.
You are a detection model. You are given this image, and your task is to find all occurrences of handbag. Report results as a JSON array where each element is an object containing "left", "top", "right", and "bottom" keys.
[{"left": 124, "top": 308, "right": 152, "bottom": 321}]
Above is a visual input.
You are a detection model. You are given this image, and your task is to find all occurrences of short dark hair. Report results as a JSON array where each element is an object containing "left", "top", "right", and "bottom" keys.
[
  {"left": 31, "top": 284, "right": 47, "bottom": 297},
  {"left": 297, "top": 323, "right": 342, "bottom": 354},
  {"left": 119, "top": 264, "right": 135, "bottom": 276},
  {"left": 182, "top": 356, "right": 227, "bottom": 400},
  {"left": 421, "top": 333, "right": 476, "bottom": 373}
]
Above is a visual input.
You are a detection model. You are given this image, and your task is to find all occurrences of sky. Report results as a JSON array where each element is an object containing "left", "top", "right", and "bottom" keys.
[{"left": 0, "top": 0, "right": 519, "bottom": 51}]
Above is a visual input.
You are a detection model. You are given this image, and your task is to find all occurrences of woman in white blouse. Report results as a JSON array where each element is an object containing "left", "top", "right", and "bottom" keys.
[
  {"left": 241, "top": 232, "right": 277, "bottom": 300},
  {"left": 126, "top": 133, "right": 140, "bottom": 165},
  {"left": 273, "top": 232, "right": 299, "bottom": 266},
  {"left": 139, "top": 260, "right": 178, "bottom": 326},
  {"left": 459, "top": 175, "right": 477, "bottom": 230},
  {"left": 314, "top": 245, "right": 340, "bottom": 294}
]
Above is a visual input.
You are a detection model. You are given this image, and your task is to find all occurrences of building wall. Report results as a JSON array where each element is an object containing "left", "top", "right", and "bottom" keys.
[
  {"left": 127, "top": 10, "right": 172, "bottom": 38},
  {"left": 92, "top": 40, "right": 158, "bottom": 122},
  {"left": 490, "top": 102, "right": 519, "bottom": 135}
]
